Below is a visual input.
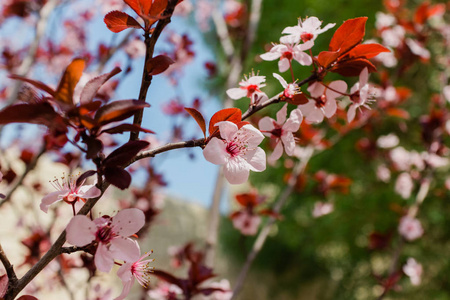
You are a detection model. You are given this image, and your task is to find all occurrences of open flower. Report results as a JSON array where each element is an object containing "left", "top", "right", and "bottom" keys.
[
  {"left": 226, "top": 72, "right": 268, "bottom": 105},
  {"left": 40, "top": 174, "right": 101, "bottom": 213},
  {"left": 66, "top": 208, "right": 145, "bottom": 272},
  {"left": 347, "top": 68, "right": 377, "bottom": 122},
  {"left": 258, "top": 103, "right": 302, "bottom": 164},
  {"left": 280, "top": 16, "right": 335, "bottom": 44},
  {"left": 203, "top": 121, "right": 266, "bottom": 184},
  {"left": 398, "top": 216, "right": 424, "bottom": 241},
  {"left": 115, "top": 248, "right": 154, "bottom": 300},
  {"left": 403, "top": 258, "right": 423, "bottom": 286},
  {"left": 299, "top": 80, "right": 347, "bottom": 123},
  {"left": 260, "top": 39, "right": 313, "bottom": 72}
]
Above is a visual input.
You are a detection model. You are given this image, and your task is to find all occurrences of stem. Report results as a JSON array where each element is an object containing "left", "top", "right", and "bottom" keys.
[
  {"left": 130, "top": 0, "right": 179, "bottom": 141},
  {"left": 0, "top": 243, "right": 18, "bottom": 287}
]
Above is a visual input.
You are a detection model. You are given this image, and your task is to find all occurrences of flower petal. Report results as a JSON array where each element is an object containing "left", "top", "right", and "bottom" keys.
[
  {"left": 283, "top": 108, "right": 302, "bottom": 132},
  {"left": 110, "top": 237, "right": 141, "bottom": 262},
  {"left": 347, "top": 104, "right": 357, "bottom": 123},
  {"left": 269, "top": 141, "right": 284, "bottom": 163},
  {"left": 275, "top": 103, "right": 288, "bottom": 124},
  {"left": 258, "top": 116, "right": 276, "bottom": 134},
  {"left": 278, "top": 58, "right": 290, "bottom": 73},
  {"left": 246, "top": 147, "right": 266, "bottom": 172},
  {"left": 240, "top": 124, "right": 264, "bottom": 147},
  {"left": 77, "top": 185, "right": 101, "bottom": 199},
  {"left": 66, "top": 215, "right": 96, "bottom": 246},
  {"left": 114, "top": 276, "right": 134, "bottom": 300},
  {"left": 40, "top": 190, "right": 68, "bottom": 213},
  {"left": 273, "top": 73, "right": 288, "bottom": 89},
  {"left": 323, "top": 98, "right": 337, "bottom": 118},
  {"left": 95, "top": 242, "right": 115, "bottom": 272},
  {"left": 112, "top": 208, "right": 145, "bottom": 236},
  {"left": 203, "top": 137, "right": 228, "bottom": 165},
  {"left": 216, "top": 121, "right": 238, "bottom": 141},
  {"left": 224, "top": 157, "right": 250, "bottom": 184},
  {"left": 281, "top": 132, "right": 296, "bottom": 156},
  {"left": 226, "top": 88, "right": 247, "bottom": 100}
]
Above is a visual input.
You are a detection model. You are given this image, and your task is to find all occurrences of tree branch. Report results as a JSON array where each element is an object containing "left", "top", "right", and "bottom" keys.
[{"left": 0, "top": 244, "right": 18, "bottom": 287}]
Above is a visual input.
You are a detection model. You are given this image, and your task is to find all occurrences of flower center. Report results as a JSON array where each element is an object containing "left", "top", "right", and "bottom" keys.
[
  {"left": 271, "top": 127, "right": 282, "bottom": 138},
  {"left": 226, "top": 141, "right": 241, "bottom": 157},
  {"left": 301, "top": 32, "right": 314, "bottom": 42},
  {"left": 282, "top": 51, "right": 293, "bottom": 60},
  {"left": 246, "top": 84, "right": 258, "bottom": 97},
  {"left": 315, "top": 95, "right": 327, "bottom": 108},
  {"left": 96, "top": 226, "right": 115, "bottom": 243}
]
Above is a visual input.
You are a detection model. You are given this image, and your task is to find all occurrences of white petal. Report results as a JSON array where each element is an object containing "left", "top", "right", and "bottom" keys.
[
  {"left": 245, "top": 147, "right": 266, "bottom": 172},
  {"left": 293, "top": 51, "right": 312, "bottom": 66},
  {"left": 217, "top": 121, "right": 238, "bottom": 140},
  {"left": 203, "top": 137, "right": 228, "bottom": 165},
  {"left": 323, "top": 98, "right": 337, "bottom": 118},
  {"left": 260, "top": 51, "right": 281, "bottom": 61},
  {"left": 307, "top": 82, "right": 325, "bottom": 98},
  {"left": 283, "top": 108, "right": 302, "bottom": 132},
  {"left": 240, "top": 124, "right": 265, "bottom": 147},
  {"left": 278, "top": 59, "right": 290, "bottom": 73},
  {"left": 281, "top": 132, "right": 296, "bottom": 156},
  {"left": 224, "top": 157, "right": 250, "bottom": 184},
  {"left": 226, "top": 88, "right": 247, "bottom": 99},
  {"left": 327, "top": 80, "right": 347, "bottom": 100},
  {"left": 66, "top": 215, "right": 96, "bottom": 246},
  {"left": 269, "top": 141, "right": 284, "bottom": 163},
  {"left": 258, "top": 116, "right": 275, "bottom": 133},
  {"left": 78, "top": 185, "right": 101, "bottom": 199},
  {"left": 276, "top": 103, "right": 288, "bottom": 124},
  {"left": 112, "top": 208, "right": 145, "bottom": 236},
  {"left": 347, "top": 104, "right": 357, "bottom": 123},
  {"left": 273, "top": 73, "right": 288, "bottom": 88}
]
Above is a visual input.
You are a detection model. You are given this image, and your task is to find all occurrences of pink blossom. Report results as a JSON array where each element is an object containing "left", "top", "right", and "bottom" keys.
[
  {"left": 124, "top": 39, "right": 146, "bottom": 59},
  {"left": 443, "top": 85, "right": 450, "bottom": 103},
  {"left": 272, "top": 73, "right": 299, "bottom": 99},
  {"left": 260, "top": 40, "right": 313, "bottom": 72},
  {"left": 405, "top": 38, "right": 430, "bottom": 60},
  {"left": 403, "top": 258, "right": 423, "bottom": 286},
  {"left": 398, "top": 216, "right": 424, "bottom": 241},
  {"left": 381, "top": 25, "right": 405, "bottom": 48},
  {"left": 148, "top": 282, "right": 183, "bottom": 300},
  {"left": 203, "top": 121, "right": 266, "bottom": 184},
  {"left": 231, "top": 211, "right": 261, "bottom": 236},
  {"left": 395, "top": 172, "right": 414, "bottom": 199},
  {"left": 299, "top": 80, "right": 347, "bottom": 123},
  {"left": 348, "top": 68, "right": 377, "bottom": 123},
  {"left": 115, "top": 249, "right": 155, "bottom": 300},
  {"left": 376, "top": 165, "right": 391, "bottom": 182},
  {"left": 280, "top": 16, "right": 335, "bottom": 44},
  {"left": 198, "top": 279, "right": 232, "bottom": 300},
  {"left": 312, "top": 201, "right": 334, "bottom": 218},
  {"left": 376, "top": 134, "right": 399, "bottom": 149},
  {"left": 226, "top": 72, "right": 268, "bottom": 105},
  {"left": 375, "top": 12, "right": 396, "bottom": 30},
  {"left": 258, "top": 103, "right": 302, "bottom": 163},
  {"left": 66, "top": 208, "right": 145, "bottom": 272},
  {"left": 40, "top": 175, "right": 101, "bottom": 213}
]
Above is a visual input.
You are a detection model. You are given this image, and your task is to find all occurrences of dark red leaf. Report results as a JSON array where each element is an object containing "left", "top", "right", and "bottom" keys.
[
  {"left": 17, "top": 296, "right": 39, "bottom": 300},
  {"left": 124, "top": 0, "right": 147, "bottom": 17},
  {"left": 329, "top": 17, "right": 368, "bottom": 54},
  {"left": 208, "top": 108, "right": 242, "bottom": 136},
  {"left": 198, "top": 288, "right": 227, "bottom": 296},
  {"left": 76, "top": 170, "right": 97, "bottom": 187},
  {"left": 100, "top": 124, "right": 155, "bottom": 135},
  {"left": 287, "top": 92, "right": 309, "bottom": 105},
  {"left": 0, "top": 102, "right": 60, "bottom": 127},
  {"left": 346, "top": 43, "right": 390, "bottom": 59},
  {"left": 236, "top": 193, "right": 259, "bottom": 207},
  {"left": 104, "top": 11, "right": 142, "bottom": 33},
  {"left": 104, "top": 166, "right": 131, "bottom": 190},
  {"left": 55, "top": 58, "right": 86, "bottom": 105},
  {"left": 330, "top": 58, "right": 376, "bottom": 77},
  {"left": 84, "top": 137, "right": 104, "bottom": 159},
  {"left": 152, "top": 269, "right": 183, "bottom": 288},
  {"left": 80, "top": 67, "right": 121, "bottom": 104},
  {"left": 94, "top": 99, "right": 150, "bottom": 126},
  {"left": 9, "top": 74, "right": 56, "bottom": 97},
  {"left": 104, "top": 140, "right": 149, "bottom": 167},
  {"left": 146, "top": 55, "right": 175, "bottom": 76},
  {"left": 185, "top": 107, "right": 206, "bottom": 137}
]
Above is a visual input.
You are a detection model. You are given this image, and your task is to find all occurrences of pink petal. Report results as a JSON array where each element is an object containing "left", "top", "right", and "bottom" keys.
[
  {"left": 307, "top": 82, "right": 325, "bottom": 98},
  {"left": 77, "top": 185, "right": 101, "bottom": 199},
  {"left": 246, "top": 147, "right": 266, "bottom": 172},
  {"left": 258, "top": 116, "right": 276, "bottom": 135},
  {"left": 95, "top": 242, "right": 115, "bottom": 272},
  {"left": 281, "top": 132, "right": 296, "bottom": 156},
  {"left": 247, "top": 75, "right": 266, "bottom": 86},
  {"left": 40, "top": 190, "right": 68, "bottom": 213},
  {"left": 114, "top": 276, "right": 134, "bottom": 300},
  {"left": 203, "top": 138, "right": 228, "bottom": 165},
  {"left": 110, "top": 237, "right": 140, "bottom": 262},
  {"left": 66, "top": 215, "right": 96, "bottom": 246},
  {"left": 297, "top": 40, "right": 314, "bottom": 51},
  {"left": 300, "top": 101, "right": 324, "bottom": 123},
  {"left": 269, "top": 141, "right": 284, "bottom": 163},
  {"left": 117, "top": 262, "right": 133, "bottom": 282},
  {"left": 323, "top": 98, "right": 337, "bottom": 118},
  {"left": 224, "top": 157, "right": 250, "bottom": 184},
  {"left": 326, "top": 80, "right": 347, "bottom": 100},
  {"left": 240, "top": 124, "right": 264, "bottom": 147},
  {"left": 359, "top": 67, "right": 369, "bottom": 86},
  {"left": 112, "top": 208, "right": 145, "bottom": 236},
  {"left": 347, "top": 104, "right": 357, "bottom": 123},
  {"left": 226, "top": 88, "right": 247, "bottom": 99},
  {"left": 217, "top": 121, "right": 238, "bottom": 140},
  {"left": 293, "top": 51, "right": 312, "bottom": 66},
  {"left": 275, "top": 103, "right": 288, "bottom": 124},
  {"left": 260, "top": 51, "right": 281, "bottom": 61},
  {"left": 278, "top": 58, "right": 290, "bottom": 73},
  {"left": 283, "top": 108, "right": 302, "bottom": 132}
]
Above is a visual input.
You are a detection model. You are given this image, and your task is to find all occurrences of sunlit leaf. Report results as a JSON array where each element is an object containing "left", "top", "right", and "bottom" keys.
[
  {"left": 55, "top": 58, "right": 86, "bottom": 105},
  {"left": 103, "top": 140, "right": 149, "bottom": 167},
  {"left": 329, "top": 17, "right": 368, "bottom": 54},
  {"left": 80, "top": 67, "right": 121, "bottom": 103},
  {"left": 185, "top": 107, "right": 206, "bottom": 137},
  {"left": 9, "top": 74, "right": 56, "bottom": 97},
  {"left": 100, "top": 124, "right": 155, "bottom": 135},
  {"left": 208, "top": 108, "right": 242, "bottom": 136},
  {"left": 94, "top": 99, "right": 150, "bottom": 126},
  {"left": 104, "top": 11, "right": 142, "bottom": 33},
  {"left": 345, "top": 43, "right": 390, "bottom": 59},
  {"left": 146, "top": 55, "right": 175, "bottom": 76}
]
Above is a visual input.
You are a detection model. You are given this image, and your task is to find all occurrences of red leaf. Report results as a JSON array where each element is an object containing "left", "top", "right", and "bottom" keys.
[
  {"left": 100, "top": 123, "right": 155, "bottom": 135},
  {"left": 152, "top": 270, "right": 184, "bottom": 289},
  {"left": 287, "top": 92, "right": 309, "bottom": 105},
  {"left": 0, "top": 102, "right": 60, "bottom": 127},
  {"left": 329, "top": 17, "right": 368, "bottom": 54},
  {"left": 94, "top": 99, "right": 150, "bottom": 126},
  {"left": 208, "top": 108, "right": 242, "bottom": 136},
  {"left": 0, "top": 274, "right": 8, "bottom": 297},
  {"left": 104, "top": 11, "right": 142, "bottom": 33},
  {"left": 146, "top": 55, "right": 174, "bottom": 76},
  {"left": 80, "top": 67, "right": 121, "bottom": 104},
  {"left": 330, "top": 58, "right": 376, "bottom": 77},
  {"left": 346, "top": 43, "right": 390, "bottom": 59},
  {"left": 9, "top": 75, "right": 56, "bottom": 97},
  {"left": 317, "top": 51, "right": 340, "bottom": 68},
  {"left": 55, "top": 58, "right": 86, "bottom": 105},
  {"left": 185, "top": 107, "right": 206, "bottom": 137},
  {"left": 149, "top": 0, "right": 168, "bottom": 17},
  {"left": 103, "top": 140, "right": 149, "bottom": 167},
  {"left": 17, "top": 296, "right": 39, "bottom": 300},
  {"left": 236, "top": 193, "right": 259, "bottom": 207},
  {"left": 104, "top": 166, "right": 131, "bottom": 190},
  {"left": 124, "top": 0, "right": 148, "bottom": 17}
]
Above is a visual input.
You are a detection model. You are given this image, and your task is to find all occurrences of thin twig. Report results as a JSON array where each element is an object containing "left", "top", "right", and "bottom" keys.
[
  {"left": 130, "top": 0, "right": 179, "bottom": 141},
  {"left": 231, "top": 149, "right": 313, "bottom": 300},
  {"left": 0, "top": 243, "right": 18, "bottom": 286},
  {"left": 0, "top": 143, "right": 46, "bottom": 208}
]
